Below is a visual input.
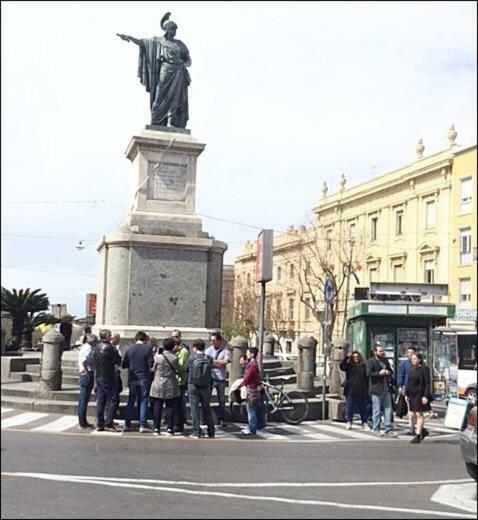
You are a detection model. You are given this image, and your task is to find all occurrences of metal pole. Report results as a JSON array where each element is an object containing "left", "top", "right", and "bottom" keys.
[
  {"left": 258, "top": 280, "right": 266, "bottom": 376},
  {"left": 322, "top": 301, "right": 328, "bottom": 421}
]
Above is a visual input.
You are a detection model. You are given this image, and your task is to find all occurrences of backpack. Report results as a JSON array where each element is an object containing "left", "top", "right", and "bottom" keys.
[{"left": 190, "top": 356, "right": 212, "bottom": 387}]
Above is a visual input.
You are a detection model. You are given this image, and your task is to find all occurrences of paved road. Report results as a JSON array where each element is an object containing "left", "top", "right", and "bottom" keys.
[{"left": 1, "top": 415, "right": 475, "bottom": 519}]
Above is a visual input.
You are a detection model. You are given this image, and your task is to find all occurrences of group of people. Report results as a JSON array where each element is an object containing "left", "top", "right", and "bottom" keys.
[
  {"left": 77, "top": 329, "right": 236, "bottom": 438},
  {"left": 339, "top": 342, "right": 433, "bottom": 443}
]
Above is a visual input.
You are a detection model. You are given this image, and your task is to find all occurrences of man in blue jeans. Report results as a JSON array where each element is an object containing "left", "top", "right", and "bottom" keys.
[
  {"left": 77, "top": 333, "right": 97, "bottom": 429},
  {"left": 122, "top": 331, "right": 154, "bottom": 433},
  {"left": 365, "top": 342, "right": 398, "bottom": 437},
  {"left": 94, "top": 329, "right": 122, "bottom": 432},
  {"left": 187, "top": 339, "right": 215, "bottom": 439},
  {"left": 205, "top": 332, "right": 230, "bottom": 427}
]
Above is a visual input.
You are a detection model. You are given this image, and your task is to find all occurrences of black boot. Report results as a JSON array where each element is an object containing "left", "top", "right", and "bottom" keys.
[
  {"left": 410, "top": 435, "right": 421, "bottom": 443},
  {"left": 420, "top": 428, "right": 429, "bottom": 440}
]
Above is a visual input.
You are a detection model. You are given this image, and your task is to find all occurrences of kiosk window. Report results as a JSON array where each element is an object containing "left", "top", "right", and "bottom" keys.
[{"left": 458, "top": 335, "right": 477, "bottom": 370}]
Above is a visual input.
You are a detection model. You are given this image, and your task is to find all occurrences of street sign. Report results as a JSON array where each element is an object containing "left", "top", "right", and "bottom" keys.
[
  {"left": 324, "top": 278, "right": 334, "bottom": 303},
  {"left": 255, "top": 229, "right": 273, "bottom": 283}
]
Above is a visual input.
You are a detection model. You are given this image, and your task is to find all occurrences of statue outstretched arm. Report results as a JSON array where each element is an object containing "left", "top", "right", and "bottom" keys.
[{"left": 116, "top": 33, "right": 144, "bottom": 47}]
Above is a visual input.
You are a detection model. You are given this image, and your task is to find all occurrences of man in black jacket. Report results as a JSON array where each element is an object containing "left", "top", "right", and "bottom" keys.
[
  {"left": 94, "top": 329, "right": 122, "bottom": 432},
  {"left": 366, "top": 342, "right": 397, "bottom": 437}
]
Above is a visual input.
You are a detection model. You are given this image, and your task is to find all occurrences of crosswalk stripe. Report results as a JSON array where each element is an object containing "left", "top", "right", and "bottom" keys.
[
  {"left": 307, "top": 423, "right": 374, "bottom": 440},
  {"left": 275, "top": 424, "right": 336, "bottom": 440},
  {"left": 90, "top": 429, "right": 124, "bottom": 436},
  {"left": 32, "top": 416, "right": 80, "bottom": 432},
  {"left": 1, "top": 408, "right": 14, "bottom": 414},
  {"left": 2, "top": 412, "right": 49, "bottom": 429}
]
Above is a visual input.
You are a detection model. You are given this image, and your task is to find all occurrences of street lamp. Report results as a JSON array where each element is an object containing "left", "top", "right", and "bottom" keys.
[{"left": 75, "top": 240, "right": 85, "bottom": 251}]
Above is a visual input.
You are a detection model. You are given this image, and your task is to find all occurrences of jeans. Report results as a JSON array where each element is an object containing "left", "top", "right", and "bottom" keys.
[
  {"left": 96, "top": 378, "right": 117, "bottom": 428},
  {"left": 105, "top": 372, "right": 121, "bottom": 420},
  {"left": 176, "top": 384, "right": 187, "bottom": 431},
  {"left": 151, "top": 396, "right": 179, "bottom": 431},
  {"left": 210, "top": 378, "right": 226, "bottom": 422},
  {"left": 345, "top": 395, "right": 369, "bottom": 424},
  {"left": 189, "top": 384, "right": 215, "bottom": 437},
  {"left": 371, "top": 393, "right": 393, "bottom": 432},
  {"left": 246, "top": 393, "right": 266, "bottom": 434},
  {"left": 125, "top": 377, "right": 150, "bottom": 428},
  {"left": 78, "top": 372, "right": 94, "bottom": 426}
]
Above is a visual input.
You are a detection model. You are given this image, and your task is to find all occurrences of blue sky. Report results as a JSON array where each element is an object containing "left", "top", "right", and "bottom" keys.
[{"left": 2, "top": 1, "right": 477, "bottom": 317}]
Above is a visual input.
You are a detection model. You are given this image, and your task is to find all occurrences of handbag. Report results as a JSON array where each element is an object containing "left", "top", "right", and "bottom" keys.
[{"left": 395, "top": 394, "right": 408, "bottom": 418}]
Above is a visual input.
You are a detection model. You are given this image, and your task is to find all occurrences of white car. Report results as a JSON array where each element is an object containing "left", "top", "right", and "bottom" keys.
[{"left": 274, "top": 351, "right": 298, "bottom": 361}]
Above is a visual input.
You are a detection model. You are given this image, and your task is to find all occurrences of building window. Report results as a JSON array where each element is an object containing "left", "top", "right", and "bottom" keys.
[
  {"left": 393, "top": 264, "right": 403, "bottom": 282},
  {"left": 286, "top": 341, "right": 292, "bottom": 353},
  {"left": 304, "top": 298, "right": 311, "bottom": 320},
  {"left": 277, "top": 266, "right": 282, "bottom": 281},
  {"left": 246, "top": 272, "right": 251, "bottom": 285},
  {"left": 288, "top": 299, "right": 294, "bottom": 320},
  {"left": 460, "top": 177, "right": 472, "bottom": 214},
  {"left": 326, "top": 228, "right": 332, "bottom": 251},
  {"left": 289, "top": 264, "right": 295, "bottom": 278},
  {"left": 369, "top": 268, "right": 377, "bottom": 283},
  {"left": 305, "top": 261, "right": 311, "bottom": 277},
  {"left": 424, "top": 260, "right": 434, "bottom": 284},
  {"left": 371, "top": 217, "right": 378, "bottom": 241},
  {"left": 459, "top": 278, "right": 471, "bottom": 308},
  {"left": 426, "top": 201, "right": 435, "bottom": 229},
  {"left": 275, "top": 299, "right": 282, "bottom": 317},
  {"left": 396, "top": 211, "right": 403, "bottom": 236},
  {"left": 459, "top": 227, "right": 472, "bottom": 265},
  {"left": 349, "top": 222, "right": 356, "bottom": 241}
]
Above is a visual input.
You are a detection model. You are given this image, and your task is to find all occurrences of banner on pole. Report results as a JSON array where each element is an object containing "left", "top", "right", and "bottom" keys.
[{"left": 256, "top": 229, "right": 273, "bottom": 283}]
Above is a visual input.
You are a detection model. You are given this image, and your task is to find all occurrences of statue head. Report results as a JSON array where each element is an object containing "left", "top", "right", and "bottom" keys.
[{"left": 161, "top": 12, "right": 177, "bottom": 37}]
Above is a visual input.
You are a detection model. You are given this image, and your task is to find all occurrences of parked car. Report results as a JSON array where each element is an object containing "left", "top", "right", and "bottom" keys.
[
  {"left": 460, "top": 402, "right": 477, "bottom": 481},
  {"left": 274, "top": 351, "right": 298, "bottom": 361}
]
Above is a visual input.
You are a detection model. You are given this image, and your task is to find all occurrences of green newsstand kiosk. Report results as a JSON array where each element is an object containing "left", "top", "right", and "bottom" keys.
[{"left": 346, "top": 301, "right": 456, "bottom": 383}]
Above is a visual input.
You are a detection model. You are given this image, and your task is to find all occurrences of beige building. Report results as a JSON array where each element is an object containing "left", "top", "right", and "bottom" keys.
[{"left": 233, "top": 126, "right": 476, "bottom": 354}]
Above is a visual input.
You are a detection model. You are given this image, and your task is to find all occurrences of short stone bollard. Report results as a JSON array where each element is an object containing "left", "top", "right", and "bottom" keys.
[
  {"left": 297, "top": 336, "right": 318, "bottom": 393},
  {"left": 329, "top": 339, "right": 350, "bottom": 395},
  {"left": 262, "top": 334, "right": 275, "bottom": 357},
  {"left": 229, "top": 336, "right": 248, "bottom": 384},
  {"left": 38, "top": 328, "right": 63, "bottom": 395}
]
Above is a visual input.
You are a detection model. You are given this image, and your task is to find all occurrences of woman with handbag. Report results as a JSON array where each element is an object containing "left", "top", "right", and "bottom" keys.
[
  {"left": 339, "top": 351, "right": 370, "bottom": 430},
  {"left": 238, "top": 347, "right": 266, "bottom": 436},
  {"left": 405, "top": 352, "right": 432, "bottom": 444}
]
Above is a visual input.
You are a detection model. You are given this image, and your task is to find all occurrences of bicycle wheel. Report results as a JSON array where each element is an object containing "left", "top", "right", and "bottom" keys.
[{"left": 280, "top": 391, "right": 309, "bottom": 424}]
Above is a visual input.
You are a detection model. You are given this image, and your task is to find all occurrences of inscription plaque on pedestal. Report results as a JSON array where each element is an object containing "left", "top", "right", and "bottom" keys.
[{"left": 148, "top": 158, "right": 187, "bottom": 202}]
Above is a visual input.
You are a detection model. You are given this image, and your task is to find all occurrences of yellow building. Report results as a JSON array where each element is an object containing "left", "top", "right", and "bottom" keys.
[
  {"left": 449, "top": 143, "right": 477, "bottom": 329},
  {"left": 233, "top": 126, "right": 477, "bottom": 354}
]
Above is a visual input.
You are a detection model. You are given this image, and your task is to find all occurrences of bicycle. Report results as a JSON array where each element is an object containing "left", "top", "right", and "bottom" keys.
[{"left": 262, "top": 373, "right": 309, "bottom": 425}]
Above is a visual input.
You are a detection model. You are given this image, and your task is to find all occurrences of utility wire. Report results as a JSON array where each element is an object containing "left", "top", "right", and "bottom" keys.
[{"left": 2, "top": 251, "right": 76, "bottom": 269}]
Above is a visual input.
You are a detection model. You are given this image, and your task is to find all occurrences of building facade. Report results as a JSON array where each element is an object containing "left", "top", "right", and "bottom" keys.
[{"left": 233, "top": 126, "right": 477, "bottom": 354}]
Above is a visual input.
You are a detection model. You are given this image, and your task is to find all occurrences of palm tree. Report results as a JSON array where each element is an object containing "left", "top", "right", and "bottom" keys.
[
  {"left": 23, "top": 312, "right": 57, "bottom": 350},
  {"left": 1, "top": 288, "right": 50, "bottom": 350}
]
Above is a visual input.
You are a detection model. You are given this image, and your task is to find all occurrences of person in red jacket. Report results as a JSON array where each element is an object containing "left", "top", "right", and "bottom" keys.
[{"left": 238, "top": 347, "right": 266, "bottom": 435}]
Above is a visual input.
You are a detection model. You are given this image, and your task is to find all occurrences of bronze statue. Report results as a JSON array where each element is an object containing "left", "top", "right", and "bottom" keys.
[{"left": 117, "top": 12, "right": 191, "bottom": 129}]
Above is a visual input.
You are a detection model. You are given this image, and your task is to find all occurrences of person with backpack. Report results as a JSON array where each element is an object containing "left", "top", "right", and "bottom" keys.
[
  {"left": 187, "top": 339, "right": 215, "bottom": 439},
  {"left": 150, "top": 338, "right": 181, "bottom": 436}
]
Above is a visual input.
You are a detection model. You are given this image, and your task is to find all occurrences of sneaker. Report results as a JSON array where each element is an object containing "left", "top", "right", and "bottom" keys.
[
  {"left": 410, "top": 435, "right": 421, "bottom": 443},
  {"left": 78, "top": 422, "right": 95, "bottom": 430},
  {"left": 345, "top": 422, "right": 352, "bottom": 430},
  {"left": 241, "top": 428, "right": 251, "bottom": 435},
  {"left": 362, "top": 423, "right": 371, "bottom": 431},
  {"left": 165, "top": 429, "right": 174, "bottom": 436},
  {"left": 189, "top": 433, "right": 201, "bottom": 439},
  {"left": 207, "top": 434, "right": 215, "bottom": 439},
  {"left": 96, "top": 426, "right": 105, "bottom": 432},
  {"left": 385, "top": 430, "right": 398, "bottom": 438},
  {"left": 122, "top": 425, "right": 133, "bottom": 432},
  {"left": 104, "top": 425, "right": 121, "bottom": 432},
  {"left": 376, "top": 430, "right": 385, "bottom": 437},
  {"left": 218, "top": 420, "right": 225, "bottom": 427},
  {"left": 139, "top": 426, "right": 152, "bottom": 434},
  {"left": 152, "top": 429, "right": 160, "bottom": 436}
]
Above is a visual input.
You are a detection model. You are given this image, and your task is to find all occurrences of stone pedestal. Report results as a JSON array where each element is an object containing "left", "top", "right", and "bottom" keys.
[
  {"left": 297, "top": 336, "right": 318, "bottom": 393},
  {"left": 95, "top": 129, "right": 227, "bottom": 339},
  {"left": 263, "top": 334, "right": 275, "bottom": 357},
  {"left": 38, "top": 329, "right": 63, "bottom": 395},
  {"left": 329, "top": 339, "right": 349, "bottom": 396},
  {"left": 229, "top": 336, "right": 248, "bottom": 383}
]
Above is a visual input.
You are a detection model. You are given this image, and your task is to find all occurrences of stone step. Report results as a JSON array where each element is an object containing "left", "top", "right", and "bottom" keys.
[
  {"left": 263, "top": 367, "right": 295, "bottom": 377},
  {"left": 9, "top": 372, "right": 79, "bottom": 385},
  {"left": 27, "top": 365, "right": 79, "bottom": 377}
]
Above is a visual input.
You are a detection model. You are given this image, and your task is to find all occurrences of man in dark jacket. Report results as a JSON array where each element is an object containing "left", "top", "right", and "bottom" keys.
[
  {"left": 366, "top": 342, "right": 397, "bottom": 437},
  {"left": 122, "top": 331, "right": 154, "bottom": 433},
  {"left": 94, "top": 329, "right": 122, "bottom": 432}
]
